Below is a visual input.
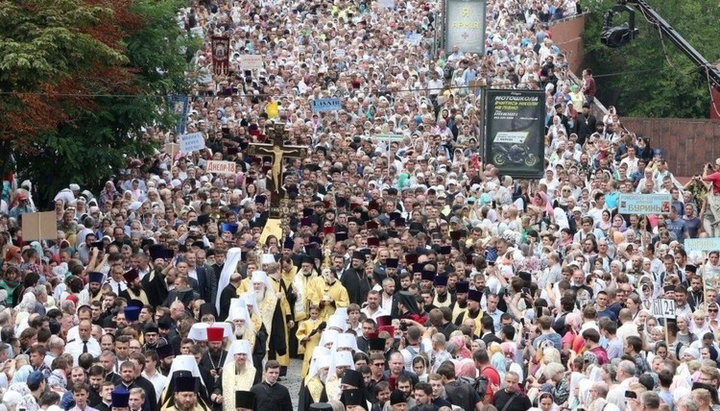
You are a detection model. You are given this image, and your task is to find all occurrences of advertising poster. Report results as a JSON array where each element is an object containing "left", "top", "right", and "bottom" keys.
[
  {"left": 485, "top": 89, "right": 545, "bottom": 178},
  {"left": 445, "top": 0, "right": 486, "bottom": 55}
]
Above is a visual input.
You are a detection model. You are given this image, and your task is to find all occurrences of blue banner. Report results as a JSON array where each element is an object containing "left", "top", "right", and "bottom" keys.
[
  {"left": 684, "top": 238, "right": 720, "bottom": 252},
  {"left": 618, "top": 193, "right": 671, "bottom": 215},
  {"left": 311, "top": 98, "right": 342, "bottom": 113},
  {"left": 167, "top": 95, "right": 190, "bottom": 135}
]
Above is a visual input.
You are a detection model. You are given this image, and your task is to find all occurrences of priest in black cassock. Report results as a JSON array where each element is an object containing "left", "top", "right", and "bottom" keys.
[
  {"left": 341, "top": 251, "right": 371, "bottom": 305},
  {"left": 250, "top": 361, "right": 293, "bottom": 411}
]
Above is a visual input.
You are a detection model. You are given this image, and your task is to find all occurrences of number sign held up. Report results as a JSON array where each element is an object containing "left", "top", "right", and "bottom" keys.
[{"left": 652, "top": 299, "right": 676, "bottom": 319}]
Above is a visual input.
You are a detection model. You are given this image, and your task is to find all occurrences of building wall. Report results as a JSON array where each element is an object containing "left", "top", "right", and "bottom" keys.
[
  {"left": 621, "top": 117, "right": 720, "bottom": 177},
  {"left": 549, "top": 14, "right": 588, "bottom": 75}
]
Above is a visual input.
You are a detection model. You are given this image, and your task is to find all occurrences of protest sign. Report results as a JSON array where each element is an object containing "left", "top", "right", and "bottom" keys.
[
  {"left": 206, "top": 160, "right": 237, "bottom": 175},
  {"left": 378, "top": 0, "right": 395, "bottom": 8},
  {"left": 179, "top": 132, "right": 206, "bottom": 153},
  {"left": 311, "top": 98, "right": 342, "bottom": 113},
  {"left": 22, "top": 212, "right": 57, "bottom": 241},
  {"left": 618, "top": 193, "right": 671, "bottom": 215},
  {"left": 485, "top": 89, "right": 545, "bottom": 178}
]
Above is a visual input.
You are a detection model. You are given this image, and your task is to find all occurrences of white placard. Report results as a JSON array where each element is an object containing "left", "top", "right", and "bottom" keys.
[
  {"left": 179, "top": 132, "right": 206, "bottom": 153},
  {"left": 239, "top": 55, "right": 263, "bottom": 70},
  {"left": 206, "top": 160, "right": 237, "bottom": 174},
  {"left": 652, "top": 299, "right": 676, "bottom": 319}
]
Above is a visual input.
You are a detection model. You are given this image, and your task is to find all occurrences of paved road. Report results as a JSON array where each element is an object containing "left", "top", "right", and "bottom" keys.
[{"left": 285, "top": 358, "right": 304, "bottom": 410}]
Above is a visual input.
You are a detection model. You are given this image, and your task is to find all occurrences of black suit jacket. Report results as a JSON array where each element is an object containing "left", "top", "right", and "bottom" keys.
[{"left": 195, "top": 265, "right": 218, "bottom": 305}]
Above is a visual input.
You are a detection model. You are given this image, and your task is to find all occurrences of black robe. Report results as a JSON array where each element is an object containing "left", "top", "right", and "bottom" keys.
[
  {"left": 340, "top": 268, "right": 371, "bottom": 305},
  {"left": 141, "top": 269, "right": 168, "bottom": 307},
  {"left": 250, "top": 381, "right": 293, "bottom": 411},
  {"left": 297, "top": 379, "right": 328, "bottom": 411},
  {"left": 217, "top": 283, "right": 238, "bottom": 321}
]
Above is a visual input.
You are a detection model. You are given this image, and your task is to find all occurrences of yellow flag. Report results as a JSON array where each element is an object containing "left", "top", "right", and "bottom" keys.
[
  {"left": 259, "top": 218, "right": 283, "bottom": 245},
  {"left": 265, "top": 101, "right": 279, "bottom": 119}
]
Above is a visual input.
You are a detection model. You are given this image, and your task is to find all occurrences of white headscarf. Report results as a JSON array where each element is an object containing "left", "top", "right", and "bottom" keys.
[{"left": 216, "top": 248, "right": 242, "bottom": 314}]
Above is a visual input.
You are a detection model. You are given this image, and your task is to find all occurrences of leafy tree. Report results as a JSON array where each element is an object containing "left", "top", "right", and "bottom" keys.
[
  {"left": 582, "top": 0, "right": 720, "bottom": 118},
  {"left": 0, "top": 0, "right": 195, "bottom": 204}
]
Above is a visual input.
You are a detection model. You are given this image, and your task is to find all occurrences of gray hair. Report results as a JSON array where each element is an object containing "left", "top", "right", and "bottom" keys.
[{"left": 618, "top": 359, "right": 637, "bottom": 378}]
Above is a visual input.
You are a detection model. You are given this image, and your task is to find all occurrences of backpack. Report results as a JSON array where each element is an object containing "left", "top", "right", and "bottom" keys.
[{"left": 471, "top": 374, "right": 490, "bottom": 402}]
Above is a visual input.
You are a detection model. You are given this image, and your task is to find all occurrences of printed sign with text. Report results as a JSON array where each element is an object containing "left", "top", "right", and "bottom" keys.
[
  {"left": 618, "top": 193, "right": 671, "bottom": 215},
  {"left": 206, "top": 160, "right": 237, "bottom": 175},
  {"left": 179, "top": 132, "right": 206, "bottom": 153}
]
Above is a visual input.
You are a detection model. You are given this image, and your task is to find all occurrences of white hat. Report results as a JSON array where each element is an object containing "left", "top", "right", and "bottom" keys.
[
  {"left": 225, "top": 339, "right": 253, "bottom": 367},
  {"left": 251, "top": 270, "right": 272, "bottom": 290},
  {"left": 260, "top": 254, "right": 276, "bottom": 265},
  {"left": 167, "top": 355, "right": 205, "bottom": 386},
  {"left": 328, "top": 350, "right": 355, "bottom": 378},
  {"left": 319, "top": 329, "right": 340, "bottom": 349},
  {"left": 69, "top": 184, "right": 81, "bottom": 191},
  {"left": 308, "top": 346, "right": 332, "bottom": 379},
  {"left": 332, "top": 333, "right": 360, "bottom": 353},
  {"left": 187, "top": 323, "right": 209, "bottom": 341},
  {"left": 327, "top": 315, "right": 347, "bottom": 332}
]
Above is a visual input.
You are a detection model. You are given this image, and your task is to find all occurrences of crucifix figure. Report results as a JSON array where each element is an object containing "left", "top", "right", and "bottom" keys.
[{"left": 247, "top": 123, "right": 308, "bottom": 218}]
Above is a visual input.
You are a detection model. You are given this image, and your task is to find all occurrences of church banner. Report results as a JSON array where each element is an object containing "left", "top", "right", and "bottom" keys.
[
  {"left": 445, "top": 0, "right": 486, "bottom": 55},
  {"left": 485, "top": 89, "right": 545, "bottom": 179},
  {"left": 211, "top": 36, "right": 230, "bottom": 76}
]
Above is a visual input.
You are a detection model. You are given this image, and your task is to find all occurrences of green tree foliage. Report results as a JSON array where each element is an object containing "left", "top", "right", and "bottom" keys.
[
  {"left": 0, "top": 0, "right": 195, "bottom": 204},
  {"left": 582, "top": 0, "right": 720, "bottom": 118}
]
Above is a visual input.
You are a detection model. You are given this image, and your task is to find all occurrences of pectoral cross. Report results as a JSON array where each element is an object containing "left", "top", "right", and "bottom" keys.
[{"left": 247, "top": 123, "right": 308, "bottom": 218}]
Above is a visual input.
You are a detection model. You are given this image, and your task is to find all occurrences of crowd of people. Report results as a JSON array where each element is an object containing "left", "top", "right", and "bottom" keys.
[{"left": 1, "top": 0, "right": 719, "bottom": 410}]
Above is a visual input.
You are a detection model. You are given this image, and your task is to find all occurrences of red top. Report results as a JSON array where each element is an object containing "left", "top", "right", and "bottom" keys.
[
  {"left": 481, "top": 365, "right": 502, "bottom": 403},
  {"left": 705, "top": 171, "right": 720, "bottom": 194}
]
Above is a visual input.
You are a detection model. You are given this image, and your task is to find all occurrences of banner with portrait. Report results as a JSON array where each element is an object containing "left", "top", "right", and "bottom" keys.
[
  {"left": 484, "top": 89, "right": 545, "bottom": 179},
  {"left": 211, "top": 36, "right": 230, "bottom": 76}
]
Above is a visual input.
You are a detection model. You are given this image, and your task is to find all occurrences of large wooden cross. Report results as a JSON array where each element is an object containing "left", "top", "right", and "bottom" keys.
[{"left": 247, "top": 123, "right": 308, "bottom": 218}]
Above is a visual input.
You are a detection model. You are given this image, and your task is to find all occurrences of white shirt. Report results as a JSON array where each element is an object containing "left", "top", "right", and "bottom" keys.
[
  {"left": 361, "top": 306, "right": 389, "bottom": 321},
  {"left": 142, "top": 369, "right": 168, "bottom": 401},
  {"left": 66, "top": 337, "right": 101, "bottom": 366}
]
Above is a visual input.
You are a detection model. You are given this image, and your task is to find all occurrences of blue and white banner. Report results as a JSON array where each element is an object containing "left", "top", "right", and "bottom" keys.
[
  {"left": 311, "top": 98, "right": 342, "bottom": 113},
  {"left": 618, "top": 193, "right": 671, "bottom": 215},
  {"left": 684, "top": 238, "right": 720, "bottom": 252},
  {"left": 167, "top": 95, "right": 190, "bottom": 135}
]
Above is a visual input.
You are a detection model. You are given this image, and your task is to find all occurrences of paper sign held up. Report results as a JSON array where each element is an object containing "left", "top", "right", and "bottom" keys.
[
  {"left": 164, "top": 143, "right": 179, "bottom": 157},
  {"left": 311, "top": 98, "right": 342, "bottom": 113},
  {"left": 239, "top": 55, "right": 263, "bottom": 70},
  {"left": 179, "top": 132, "right": 206, "bottom": 153},
  {"left": 206, "top": 160, "right": 237, "bottom": 175},
  {"left": 22, "top": 211, "right": 57, "bottom": 241}
]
